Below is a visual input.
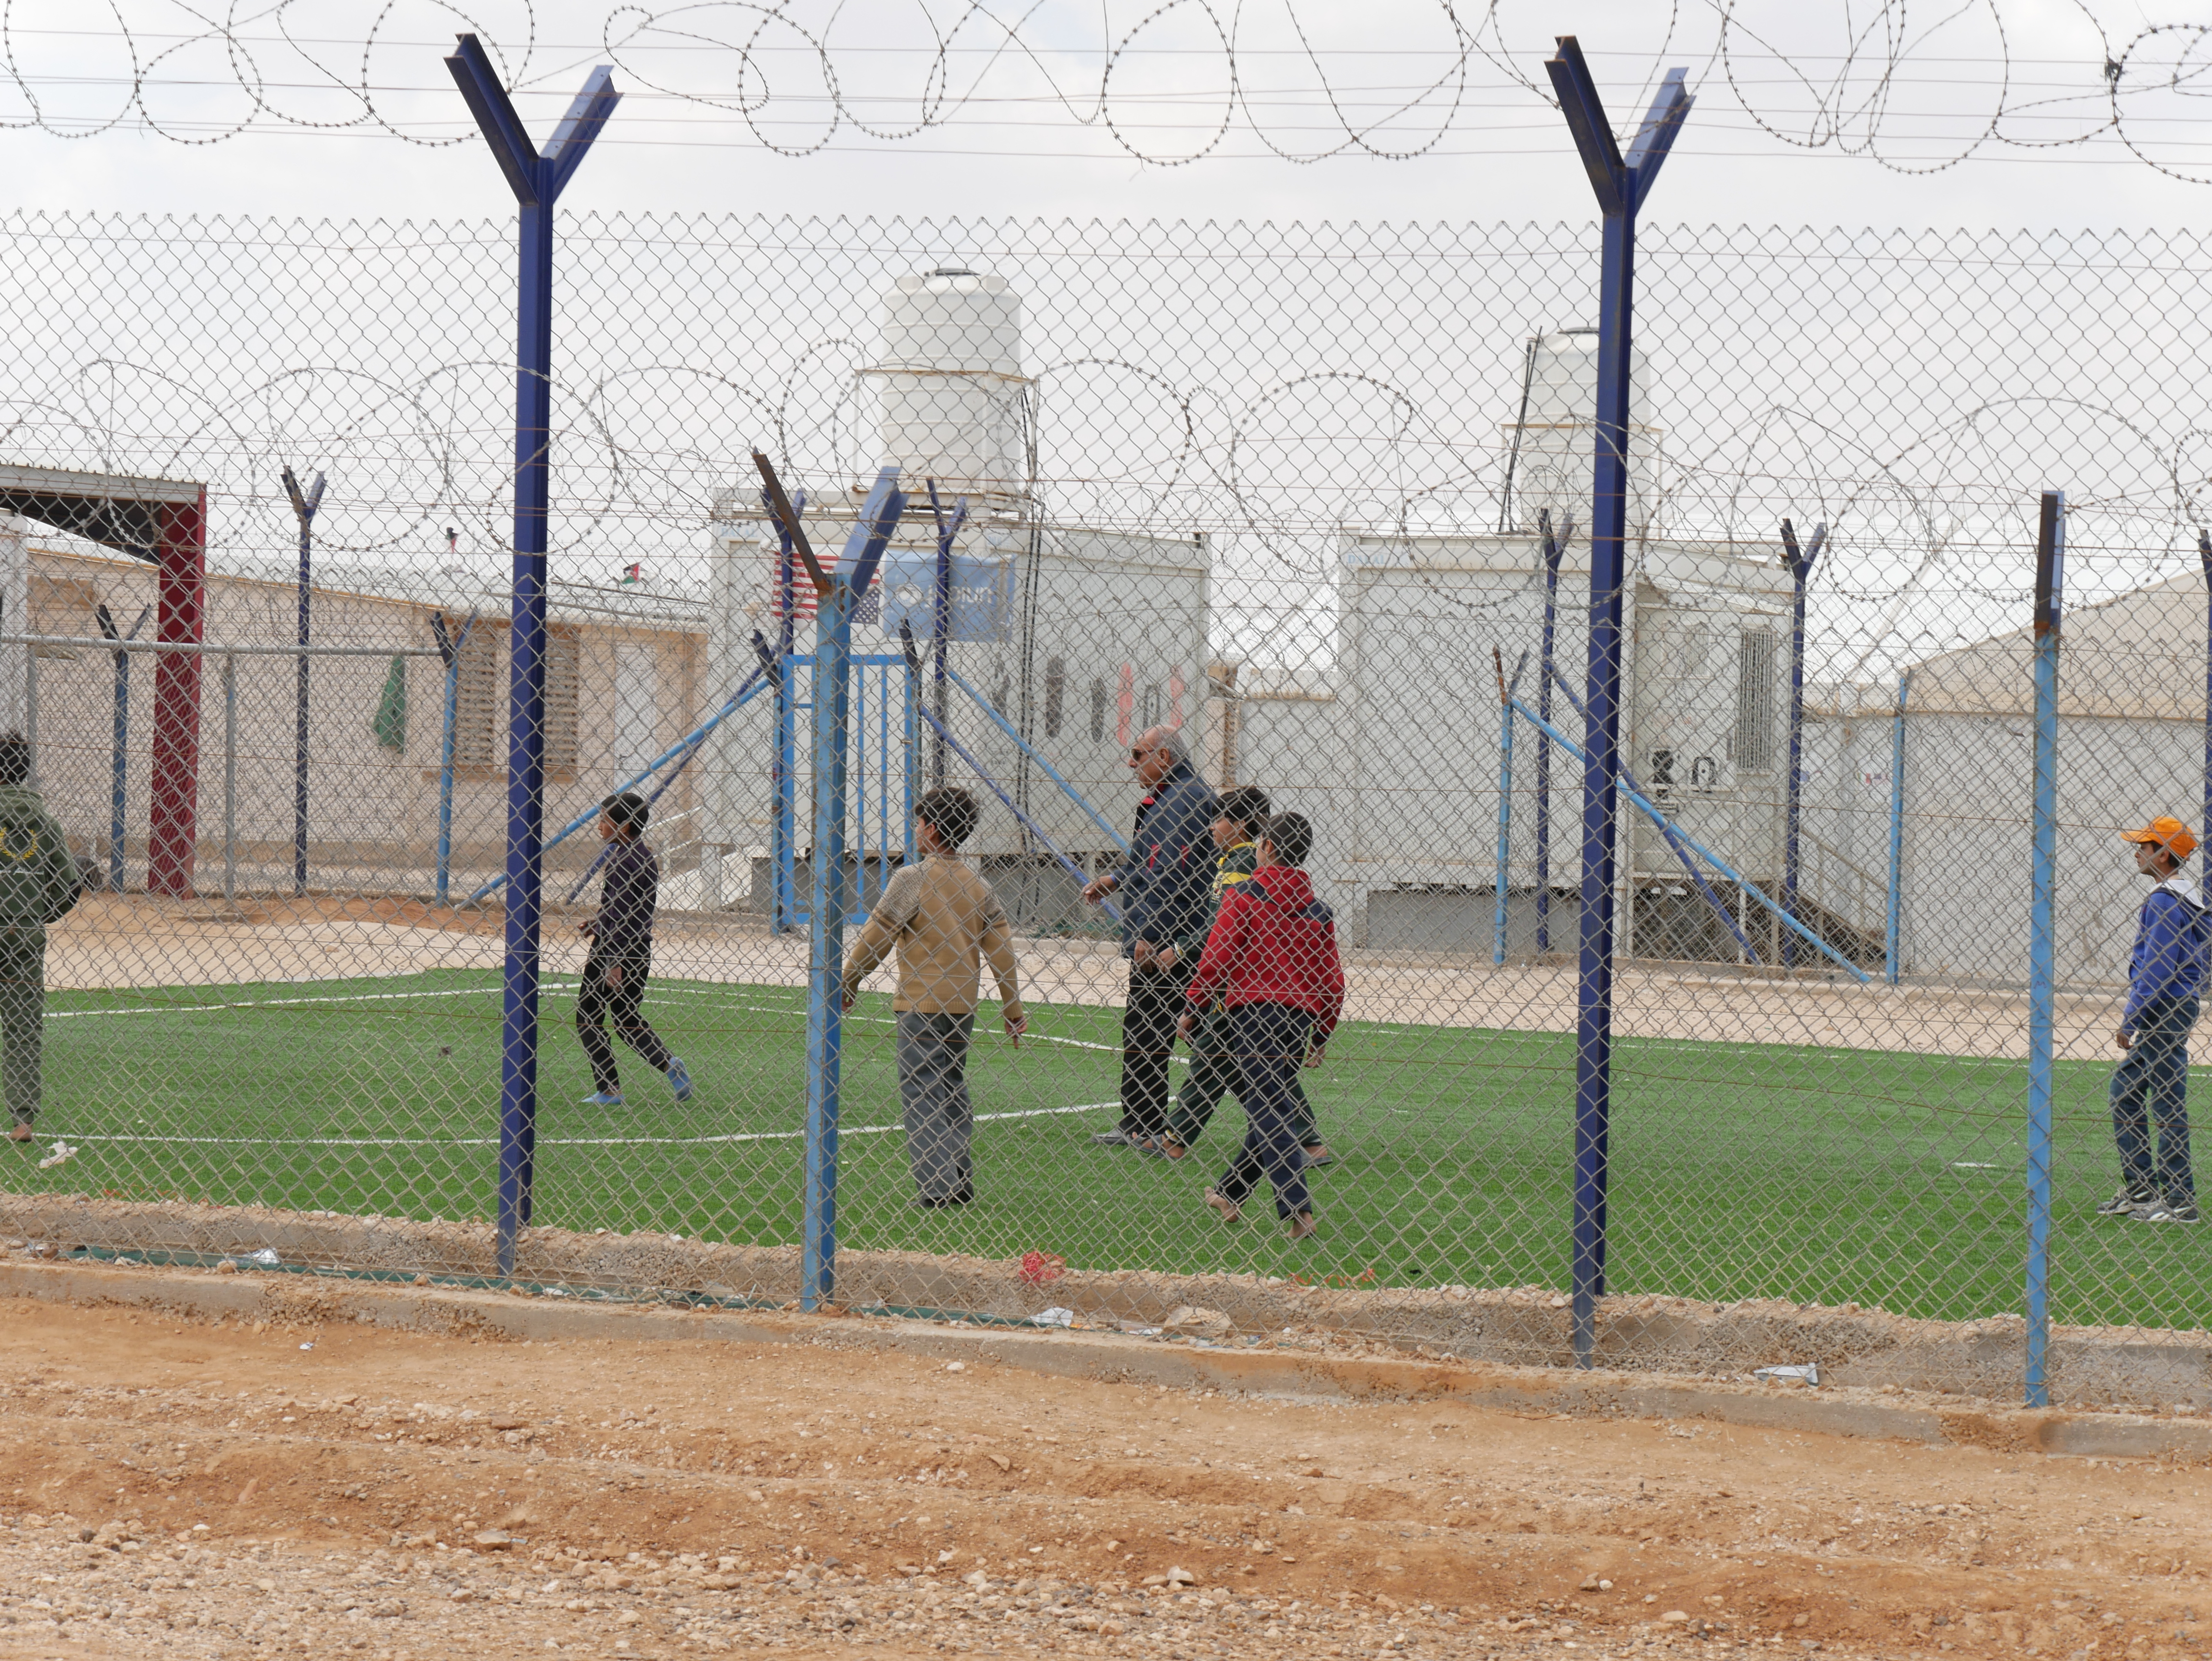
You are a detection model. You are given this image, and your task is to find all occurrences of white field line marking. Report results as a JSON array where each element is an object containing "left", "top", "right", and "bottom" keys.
[
  {"left": 67, "top": 1102, "right": 1119, "bottom": 1151},
  {"left": 48, "top": 985, "right": 500, "bottom": 1018},
  {"left": 49, "top": 980, "right": 1133, "bottom": 1058}
]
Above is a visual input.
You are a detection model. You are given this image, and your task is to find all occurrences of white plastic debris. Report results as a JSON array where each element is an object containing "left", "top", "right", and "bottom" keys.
[
  {"left": 36, "top": 1140, "right": 75, "bottom": 1170},
  {"left": 248, "top": 1248, "right": 281, "bottom": 1266},
  {"left": 299, "top": 1343, "right": 314, "bottom": 1352},
  {"left": 1029, "top": 1306, "right": 1075, "bottom": 1328},
  {"left": 1754, "top": 1363, "right": 1820, "bottom": 1386}
]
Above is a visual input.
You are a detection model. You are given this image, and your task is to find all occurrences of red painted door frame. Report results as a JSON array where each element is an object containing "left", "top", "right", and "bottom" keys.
[{"left": 146, "top": 491, "right": 204, "bottom": 897}]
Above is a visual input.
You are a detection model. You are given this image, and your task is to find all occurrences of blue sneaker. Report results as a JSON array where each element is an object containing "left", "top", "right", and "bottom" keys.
[
  {"left": 667, "top": 1057, "right": 694, "bottom": 1103},
  {"left": 582, "top": 1090, "right": 623, "bottom": 1107}
]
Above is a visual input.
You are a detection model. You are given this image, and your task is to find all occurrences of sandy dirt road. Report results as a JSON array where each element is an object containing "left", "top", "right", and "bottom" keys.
[{"left": 2, "top": 1292, "right": 2210, "bottom": 1661}]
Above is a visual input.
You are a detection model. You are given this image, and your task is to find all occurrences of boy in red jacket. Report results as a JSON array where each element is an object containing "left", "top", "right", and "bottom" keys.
[{"left": 1179, "top": 812, "right": 1344, "bottom": 1240}]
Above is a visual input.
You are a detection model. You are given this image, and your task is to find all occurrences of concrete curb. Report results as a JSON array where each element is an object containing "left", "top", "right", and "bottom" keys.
[{"left": 9, "top": 1259, "right": 2212, "bottom": 1465}]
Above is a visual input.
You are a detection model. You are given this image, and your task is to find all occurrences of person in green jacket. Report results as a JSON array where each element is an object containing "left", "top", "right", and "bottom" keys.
[
  {"left": 0, "top": 734, "right": 83, "bottom": 1145},
  {"left": 1150, "top": 785, "right": 1330, "bottom": 1167}
]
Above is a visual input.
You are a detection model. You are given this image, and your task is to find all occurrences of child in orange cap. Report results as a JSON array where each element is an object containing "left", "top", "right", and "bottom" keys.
[{"left": 2104, "top": 817, "right": 2207, "bottom": 1223}]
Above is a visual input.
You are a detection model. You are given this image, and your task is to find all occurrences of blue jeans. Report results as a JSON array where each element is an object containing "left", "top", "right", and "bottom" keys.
[
  {"left": 2113, "top": 995, "right": 2198, "bottom": 1203},
  {"left": 1215, "top": 1002, "right": 1315, "bottom": 1220}
]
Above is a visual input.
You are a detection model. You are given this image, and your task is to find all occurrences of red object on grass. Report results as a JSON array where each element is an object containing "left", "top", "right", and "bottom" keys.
[{"left": 1018, "top": 1251, "right": 1066, "bottom": 1285}]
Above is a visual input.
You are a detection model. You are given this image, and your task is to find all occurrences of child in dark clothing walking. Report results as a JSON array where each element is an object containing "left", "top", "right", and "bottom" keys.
[
  {"left": 576, "top": 791, "right": 693, "bottom": 1107},
  {"left": 1180, "top": 812, "right": 1344, "bottom": 1240}
]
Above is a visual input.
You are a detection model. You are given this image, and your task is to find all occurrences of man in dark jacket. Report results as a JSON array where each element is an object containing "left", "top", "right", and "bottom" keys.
[{"left": 1081, "top": 726, "right": 1218, "bottom": 1148}]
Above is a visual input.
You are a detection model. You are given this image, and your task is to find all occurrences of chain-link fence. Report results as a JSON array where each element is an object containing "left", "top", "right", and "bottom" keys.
[{"left": 1, "top": 210, "right": 2209, "bottom": 1404}]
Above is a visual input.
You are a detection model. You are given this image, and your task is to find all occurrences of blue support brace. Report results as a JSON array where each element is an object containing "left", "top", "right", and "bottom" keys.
[
  {"left": 1885, "top": 671, "right": 1910, "bottom": 986},
  {"left": 899, "top": 623, "right": 1121, "bottom": 921},
  {"left": 1779, "top": 518, "right": 1828, "bottom": 969},
  {"left": 940, "top": 663, "right": 1129, "bottom": 854},
  {"left": 1546, "top": 39, "right": 1692, "bottom": 1368},
  {"left": 1513, "top": 694, "right": 1819, "bottom": 975},
  {"left": 445, "top": 34, "right": 620, "bottom": 1280},
  {"left": 2026, "top": 491, "right": 2064, "bottom": 1409}
]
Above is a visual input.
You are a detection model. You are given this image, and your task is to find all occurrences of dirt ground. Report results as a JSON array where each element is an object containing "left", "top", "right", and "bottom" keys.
[{"left": 2, "top": 1295, "right": 2209, "bottom": 1661}]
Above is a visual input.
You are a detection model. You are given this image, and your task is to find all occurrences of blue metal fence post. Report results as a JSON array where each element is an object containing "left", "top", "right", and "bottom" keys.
[
  {"left": 281, "top": 465, "right": 326, "bottom": 898},
  {"left": 903, "top": 657, "right": 921, "bottom": 861},
  {"left": 1535, "top": 510, "right": 1568, "bottom": 955},
  {"left": 926, "top": 483, "right": 968, "bottom": 793},
  {"left": 445, "top": 34, "right": 619, "bottom": 1279},
  {"left": 1885, "top": 670, "right": 1910, "bottom": 986},
  {"left": 1779, "top": 519, "right": 1827, "bottom": 969},
  {"left": 2027, "top": 489, "right": 2065, "bottom": 1409},
  {"left": 431, "top": 611, "right": 476, "bottom": 907},
  {"left": 93, "top": 602, "right": 145, "bottom": 894},
  {"left": 1493, "top": 647, "right": 1516, "bottom": 965},
  {"left": 770, "top": 490, "right": 805, "bottom": 933},
  {"left": 1545, "top": 37, "right": 1693, "bottom": 1369},
  {"left": 759, "top": 458, "right": 908, "bottom": 1312}
]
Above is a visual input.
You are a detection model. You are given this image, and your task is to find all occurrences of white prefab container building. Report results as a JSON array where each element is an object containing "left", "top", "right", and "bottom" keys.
[
  {"left": 1228, "top": 530, "right": 1797, "bottom": 952},
  {"left": 1792, "top": 569, "right": 2212, "bottom": 992}
]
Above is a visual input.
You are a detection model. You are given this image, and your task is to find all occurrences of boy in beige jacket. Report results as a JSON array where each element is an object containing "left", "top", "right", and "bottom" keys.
[{"left": 842, "top": 787, "right": 1026, "bottom": 1207}]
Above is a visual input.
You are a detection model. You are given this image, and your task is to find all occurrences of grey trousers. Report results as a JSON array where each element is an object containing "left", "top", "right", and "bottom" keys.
[{"left": 897, "top": 1010, "right": 977, "bottom": 1202}]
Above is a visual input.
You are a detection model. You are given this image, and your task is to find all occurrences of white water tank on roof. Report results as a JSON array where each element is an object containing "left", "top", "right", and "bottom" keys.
[
  {"left": 1504, "top": 327, "right": 1660, "bottom": 540},
  {"left": 869, "top": 267, "right": 1031, "bottom": 510}
]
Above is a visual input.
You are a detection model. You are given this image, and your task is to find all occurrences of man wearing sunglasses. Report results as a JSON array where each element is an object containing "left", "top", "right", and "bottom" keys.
[{"left": 1081, "top": 726, "right": 1220, "bottom": 1150}]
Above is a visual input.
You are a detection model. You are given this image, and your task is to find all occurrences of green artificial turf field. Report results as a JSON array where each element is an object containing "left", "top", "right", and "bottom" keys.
[{"left": 7, "top": 967, "right": 2202, "bottom": 1330}]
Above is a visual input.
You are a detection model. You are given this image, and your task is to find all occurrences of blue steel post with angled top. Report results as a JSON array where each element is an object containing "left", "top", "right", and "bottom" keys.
[
  {"left": 770, "top": 489, "right": 805, "bottom": 932},
  {"left": 282, "top": 465, "right": 326, "bottom": 899},
  {"left": 431, "top": 611, "right": 477, "bottom": 907},
  {"left": 1779, "top": 518, "right": 1827, "bottom": 969},
  {"left": 1535, "top": 511, "right": 1568, "bottom": 955},
  {"left": 93, "top": 601, "right": 146, "bottom": 896},
  {"left": 1492, "top": 647, "right": 1526, "bottom": 965},
  {"left": 1885, "top": 671, "right": 1910, "bottom": 986},
  {"left": 1544, "top": 37, "right": 1693, "bottom": 1369},
  {"left": 444, "top": 34, "right": 620, "bottom": 1280},
  {"left": 2027, "top": 489, "right": 2064, "bottom": 1409},
  {"left": 759, "top": 455, "right": 909, "bottom": 1312}
]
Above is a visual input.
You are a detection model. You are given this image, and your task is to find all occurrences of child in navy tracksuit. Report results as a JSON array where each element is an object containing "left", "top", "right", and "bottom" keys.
[
  {"left": 576, "top": 791, "right": 693, "bottom": 1108},
  {"left": 2105, "top": 816, "right": 2207, "bottom": 1224},
  {"left": 1180, "top": 812, "right": 1344, "bottom": 1240}
]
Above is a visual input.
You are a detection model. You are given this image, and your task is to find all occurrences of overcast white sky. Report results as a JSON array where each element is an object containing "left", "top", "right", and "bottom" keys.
[{"left": 4, "top": 0, "right": 2208, "bottom": 232}]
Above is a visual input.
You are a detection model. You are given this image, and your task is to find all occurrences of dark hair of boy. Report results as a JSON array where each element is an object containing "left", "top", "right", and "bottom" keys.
[
  {"left": 918, "top": 786, "right": 980, "bottom": 850},
  {"left": 602, "top": 791, "right": 649, "bottom": 835},
  {"left": 1217, "top": 785, "right": 1271, "bottom": 837},
  {"left": 1262, "top": 812, "right": 1312, "bottom": 868},
  {"left": 0, "top": 734, "right": 27, "bottom": 789}
]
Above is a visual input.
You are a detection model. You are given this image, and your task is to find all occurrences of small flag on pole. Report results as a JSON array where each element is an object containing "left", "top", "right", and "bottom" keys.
[{"left": 619, "top": 562, "right": 644, "bottom": 586}]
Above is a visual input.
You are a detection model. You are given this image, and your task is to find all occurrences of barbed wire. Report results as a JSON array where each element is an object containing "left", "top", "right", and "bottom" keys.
[{"left": 2, "top": 3, "right": 2210, "bottom": 179}]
